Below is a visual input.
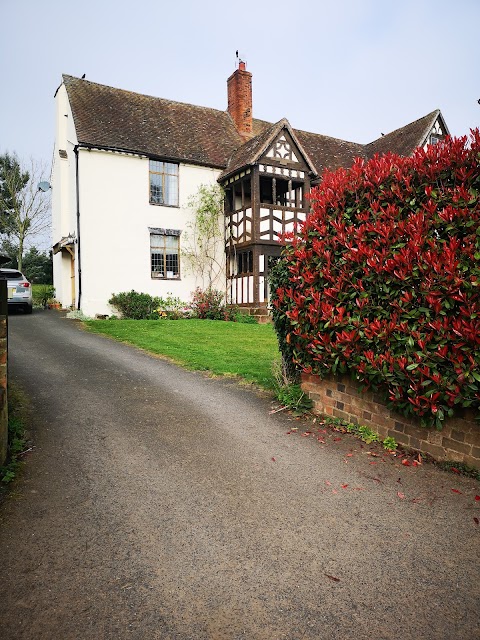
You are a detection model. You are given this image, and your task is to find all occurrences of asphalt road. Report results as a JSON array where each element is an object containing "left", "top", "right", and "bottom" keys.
[{"left": 0, "top": 310, "right": 479, "bottom": 640}]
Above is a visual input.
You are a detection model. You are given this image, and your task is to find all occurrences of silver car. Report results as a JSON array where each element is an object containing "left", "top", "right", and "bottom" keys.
[{"left": 0, "top": 269, "right": 33, "bottom": 314}]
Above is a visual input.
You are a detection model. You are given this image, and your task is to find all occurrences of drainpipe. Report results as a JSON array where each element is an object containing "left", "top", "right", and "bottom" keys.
[{"left": 74, "top": 145, "right": 82, "bottom": 310}]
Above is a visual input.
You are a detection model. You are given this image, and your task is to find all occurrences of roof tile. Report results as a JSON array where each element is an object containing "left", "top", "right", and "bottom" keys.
[{"left": 63, "top": 75, "right": 444, "bottom": 177}]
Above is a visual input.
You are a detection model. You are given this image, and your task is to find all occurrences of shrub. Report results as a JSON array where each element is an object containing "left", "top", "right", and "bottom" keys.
[
  {"left": 32, "top": 284, "right": 55, "bottom": 308},
  {"left": 155, "top": 294, "right": 189, "bottom": 319},
  {"left": 189, "top": 287, "right": 227, "bottom": 320},
  {"left": 272, "top": 131, "right": 480, "bottom": 429},
  {"left": 109, "top": 290, "right": 161, "bottom": 319},
  {"left": 270, "top": 255, "right": 300, "bottom": 384}
]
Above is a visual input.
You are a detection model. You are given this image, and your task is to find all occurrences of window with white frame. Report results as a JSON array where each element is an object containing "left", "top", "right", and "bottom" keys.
[
  {"left": 150, "top": 230, "right": 180, "bottom": 279},
  {"left": 149, "top": 160, "right": 179, "bottom": 206}
]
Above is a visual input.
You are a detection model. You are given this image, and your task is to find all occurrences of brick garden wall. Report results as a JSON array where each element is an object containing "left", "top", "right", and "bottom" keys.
[
  {"left": 0, "top": 280, "right": 8, "bottom": 465},
  {"left": 301, "top": 373, "right": 480, "bottom": 470}
]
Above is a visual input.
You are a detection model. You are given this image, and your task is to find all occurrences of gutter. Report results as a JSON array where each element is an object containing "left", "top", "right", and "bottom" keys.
[
  {"left": 76, "top": 141, "right": 227, "bottom": 171},
  {"left": 74, "top": 145, "right": 82, "bottom": 310}
]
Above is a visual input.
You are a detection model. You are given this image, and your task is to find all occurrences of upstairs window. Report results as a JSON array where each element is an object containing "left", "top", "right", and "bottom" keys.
[
  {"left": 149, "top": 160, "right": 179, "bottom": 206},
  {"left": 150, "top": 231, "right": 180, "bottom": 279},
  {"left": 260, "top": 176, "right": 304, "bottom": 208}
]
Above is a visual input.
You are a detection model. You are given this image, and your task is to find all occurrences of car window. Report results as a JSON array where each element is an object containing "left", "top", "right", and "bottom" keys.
[{"left": 0, "top": 270, "right": 23, "bottom": 279}]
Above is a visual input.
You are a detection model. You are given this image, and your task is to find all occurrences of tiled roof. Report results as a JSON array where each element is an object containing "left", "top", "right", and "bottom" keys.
[
  {"left": 63, "top": 75, "right": 243, "bottom": 168},
  {"left": 220, "top": 119, "right": 289, "bottom": 180},
  {"left": 294, "top": 129, "right": 365, "bottom": 177},
  {"left": 364, "top": 110, "right": 440, "bottom": 159},
  {"left": 63, "top": 75, "right": 444, "bottom": 177}
]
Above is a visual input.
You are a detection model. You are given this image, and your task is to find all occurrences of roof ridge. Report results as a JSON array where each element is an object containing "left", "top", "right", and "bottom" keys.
[
  {"left": 293, "top": 125, "right": 364, "bottom": 148},
  {"left": 62, "top": 74, "right": 230, "bottom": 117},
  {"left": 366, "top": 109, "right": 440, "bottom": 147}
]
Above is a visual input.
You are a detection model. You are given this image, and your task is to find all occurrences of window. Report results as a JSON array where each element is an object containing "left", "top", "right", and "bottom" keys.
[
  {"left": 150, "top": 232, "right": 180, "bottom": 279},
  {"left": 149, "top": 160, "right": 179, "bottom": 206},
  {"left": 260, "top": 176, "right": 304, "bottom": 208},
  {"left": 429, "top": 134, "right": 441, "bottom": 146},
  {"left": 236, "top": 250, "right": 253, "bottom": 274}
]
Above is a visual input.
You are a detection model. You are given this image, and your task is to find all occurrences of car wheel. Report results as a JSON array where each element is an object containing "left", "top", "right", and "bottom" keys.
[{"left": 25, "top": 304, "right": 33, "bottom": 314}]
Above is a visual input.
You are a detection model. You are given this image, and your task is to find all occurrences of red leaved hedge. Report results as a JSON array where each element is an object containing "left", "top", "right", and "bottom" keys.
[{"left": 271, "top": 131, "right": 480, "bottom": 428}]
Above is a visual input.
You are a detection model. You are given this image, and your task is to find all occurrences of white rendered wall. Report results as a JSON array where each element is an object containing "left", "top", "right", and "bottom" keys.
[
  {"left": 77, "top": 149, "right": 224, "bottom": 316},
  {"left": 52, "top": 83, "right": 79, "bottom": 308}
]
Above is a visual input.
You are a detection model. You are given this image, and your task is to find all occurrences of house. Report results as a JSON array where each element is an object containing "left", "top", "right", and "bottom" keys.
[{"left": 51, "top": 62, "right": 449, "bottom": 317}]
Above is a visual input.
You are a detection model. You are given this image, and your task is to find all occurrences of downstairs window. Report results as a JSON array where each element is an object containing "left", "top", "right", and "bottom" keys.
[{"left": 150, "top": 230, "right": 180, "bottom": 279}]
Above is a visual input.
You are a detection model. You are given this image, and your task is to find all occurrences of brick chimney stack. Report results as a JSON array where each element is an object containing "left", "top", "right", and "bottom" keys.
[{"left": 227, "top": 61, "right": 253, "bottom": 139}]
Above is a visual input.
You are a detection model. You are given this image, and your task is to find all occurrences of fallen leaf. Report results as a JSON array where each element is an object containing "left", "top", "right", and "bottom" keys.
[
  {"left": 341, "top": 484, "right": 349, "bottom": 489},
  {"left": 451, "top": 489, "right": 462, "bottom": 494},
  {"left": 475, "top": 495, "right": 480, "bottom": 501},
  {"left": 317, "top": 438, "right": 326, "bottom": 443},
  {"left": 332, "top": 489, "right": 338, "bottom": 494},
  {"left": 333, "top": 437, "right": 342, "bottom": 442},
  {"left": 402, "top": 459, "right": 410, "bottom": 467},
  {"left": 397, "top": 478, "right": 402, "bottom": 484},
  {"left": 271, "top": 457, "right": 276, "bottom": 462},
  {"left": 368, "top": 452, "right": 380, "bottom": 457},
  {"left": 369, "top": 461, "right": 378, "bottom": 465},
  {"left": 474, "top": 517, "right": 479, "bottom": 526},
  {"left": 325, "top": 480, "right": 332, "bottom": 486},
  {"left": 346, "top": 453, "right": 353, "bottom": 457},
  {"left": 325, "top": 574, "right": 340, "bottom": 582},
  {"left": 451, "top": 467, "right": 460, "bottom": 474},
  {"left": 397, "top": 491, "right": 405, "bottom": 499}
]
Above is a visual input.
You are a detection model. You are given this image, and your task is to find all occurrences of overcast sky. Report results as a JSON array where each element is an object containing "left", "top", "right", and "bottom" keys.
[{"left": 1, "top": 0, "right": 479, "bottom": 176}]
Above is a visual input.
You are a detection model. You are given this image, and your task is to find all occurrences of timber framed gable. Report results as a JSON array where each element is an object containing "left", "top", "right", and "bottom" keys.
[{"left": 222, "top": 122, "right": 315, "bottom": 308}]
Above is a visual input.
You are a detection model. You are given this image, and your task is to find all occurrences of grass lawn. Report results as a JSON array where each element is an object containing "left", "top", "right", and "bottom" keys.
[{"left": 84, "top": 319, "right": 281, "bottom": 390}]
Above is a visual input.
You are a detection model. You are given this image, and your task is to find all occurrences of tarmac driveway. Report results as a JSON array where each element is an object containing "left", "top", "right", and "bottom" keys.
[{"left": 0, "top": 310, "right": 479, "bottom": 639}]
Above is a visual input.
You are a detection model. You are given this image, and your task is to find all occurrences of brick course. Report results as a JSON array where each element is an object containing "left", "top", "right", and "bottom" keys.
[{"left": 301, "top": 373, "right": 479, "bottom": 470}]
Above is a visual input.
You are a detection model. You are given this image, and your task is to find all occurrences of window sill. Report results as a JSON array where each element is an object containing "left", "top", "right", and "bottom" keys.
[{"left": 149, "top": 201, "right": 180, "bottom": 208}]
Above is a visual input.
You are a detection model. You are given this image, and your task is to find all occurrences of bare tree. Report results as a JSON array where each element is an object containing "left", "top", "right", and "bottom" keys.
[{"left": 0, "top": 153, "right": 51, "bottom": 271}]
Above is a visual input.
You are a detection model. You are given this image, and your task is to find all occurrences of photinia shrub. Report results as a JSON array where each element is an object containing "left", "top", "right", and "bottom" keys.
[
  {"left": 190, "top": 287, "right": 229, "bottom": 320},
  {"left": 271, "top": 130, "right": 480, "bottom": 428}
]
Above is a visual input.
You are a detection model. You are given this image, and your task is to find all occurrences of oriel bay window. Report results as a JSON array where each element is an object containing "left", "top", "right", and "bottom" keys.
[
  {"left": 150, "top": 229, "right": 180, "bottom": 279},
  {"left": 149, "top": 160, "right": 179, "bottom": 206}
]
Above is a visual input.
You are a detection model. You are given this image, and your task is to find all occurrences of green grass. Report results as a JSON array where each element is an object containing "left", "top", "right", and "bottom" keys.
[
  {"left": 0, "top": 384, "right": 29, "bottom": 489},
  {"left": 84, "top": 319, "right": 281, "bottom": 389}
]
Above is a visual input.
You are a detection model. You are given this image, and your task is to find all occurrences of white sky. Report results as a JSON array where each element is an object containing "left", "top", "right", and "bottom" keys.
[{"left": 1, "top": 0, "right": 479, "bottom": 175}]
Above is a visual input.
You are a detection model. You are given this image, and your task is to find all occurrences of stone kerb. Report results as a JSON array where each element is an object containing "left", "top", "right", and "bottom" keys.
[{"left": 301, "top": 373, "right": 479, "bottom": 470}]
